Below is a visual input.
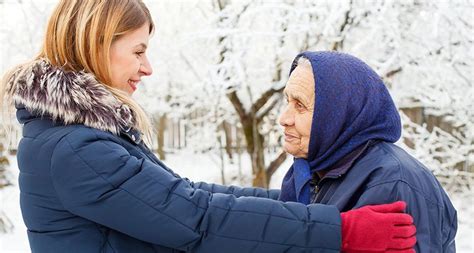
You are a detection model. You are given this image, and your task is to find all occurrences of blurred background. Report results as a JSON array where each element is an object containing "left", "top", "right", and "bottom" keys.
[{"left": 1, "top": 0, "right": 473, "bottom": 252}]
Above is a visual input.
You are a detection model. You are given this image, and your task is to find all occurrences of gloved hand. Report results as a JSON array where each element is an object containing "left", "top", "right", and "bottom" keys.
[{"left": 340, "top": 201, "right": 416, "bottom": 253}]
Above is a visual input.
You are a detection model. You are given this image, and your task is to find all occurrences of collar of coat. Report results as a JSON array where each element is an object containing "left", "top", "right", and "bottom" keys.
[{"left": 5, "top": 59, "right": 136, "bottom": 135}]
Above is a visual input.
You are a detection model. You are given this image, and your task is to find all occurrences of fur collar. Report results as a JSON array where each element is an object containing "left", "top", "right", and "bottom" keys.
[{"left": 5, "top": 59, "right": 135, "bottom": 135}]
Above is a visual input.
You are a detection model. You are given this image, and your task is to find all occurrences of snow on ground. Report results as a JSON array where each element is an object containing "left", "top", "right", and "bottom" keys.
[{"left": 0, "top": 151, "right": 472, "bottom": 252}]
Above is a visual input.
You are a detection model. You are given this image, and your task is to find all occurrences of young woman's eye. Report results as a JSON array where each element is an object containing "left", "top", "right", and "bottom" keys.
[{"left": 135, "top": 51, "right": 144, "bottom": 56}]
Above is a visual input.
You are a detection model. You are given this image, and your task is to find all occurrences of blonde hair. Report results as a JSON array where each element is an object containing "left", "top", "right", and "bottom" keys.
[{"left": 1, "top": 0, "right": 154, "bottom": 143}]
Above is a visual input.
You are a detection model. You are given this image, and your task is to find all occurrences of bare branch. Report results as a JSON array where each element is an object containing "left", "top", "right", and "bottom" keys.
[
  {"left": 251, "top": 86, "right": 284, "bottom": 114},
  {"left": 331, "top": 0, "right": 353, "bottom": 51},
  {"left": 180, "top": 52, "right": 204, "bottom": 81},
  {"left": 266, "top": 151, "right": 287, "bottom": 179},
  {"left": 384, "top": 67, "right": 403, "bottom": 78},
  {"left": 257, "top": 94, "right": 283, "bottom": 124},
  {"left": 226, "top": 90, "right": 247, "bottom": 121}
]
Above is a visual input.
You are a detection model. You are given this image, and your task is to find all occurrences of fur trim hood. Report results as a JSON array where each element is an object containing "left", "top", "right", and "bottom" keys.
[{"left": 5, "top": 59, "right": 135, "bottom": 135}]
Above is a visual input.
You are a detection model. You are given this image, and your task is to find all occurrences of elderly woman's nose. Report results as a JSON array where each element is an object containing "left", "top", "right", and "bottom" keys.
[{"left": 279, "top": 105, "right": 294, "bottom": 127}]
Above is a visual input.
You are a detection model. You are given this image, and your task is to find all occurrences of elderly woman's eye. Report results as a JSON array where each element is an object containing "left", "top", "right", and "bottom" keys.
[{"left": 295, "top": 102, "right": 305, "bottom": 110}]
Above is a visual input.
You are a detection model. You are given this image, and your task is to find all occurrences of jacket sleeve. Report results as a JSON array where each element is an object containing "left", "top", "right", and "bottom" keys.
[
  {"left": 353, "top": 180, "right": 457, "bottom": 253},
  {"left": 190, "top": 181, "right": 281, "bottom": 200},
  {"left": 50, "top": 129, "right": 341, "bottom": 253}
]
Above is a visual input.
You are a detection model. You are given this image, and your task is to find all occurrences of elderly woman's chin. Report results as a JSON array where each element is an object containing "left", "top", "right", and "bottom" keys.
[{"left": 283, "top": 142, "right": 308, "bottom": 158}]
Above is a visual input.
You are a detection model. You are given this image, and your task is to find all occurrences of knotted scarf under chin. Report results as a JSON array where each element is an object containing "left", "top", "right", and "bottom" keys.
[{"left": 279, "top": 158, "right": 312, "bottom": 204}]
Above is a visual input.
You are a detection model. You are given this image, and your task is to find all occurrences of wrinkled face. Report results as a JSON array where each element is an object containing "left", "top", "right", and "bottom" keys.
[
  {"left": 279, "top": 65, "right": 315, "bottom": 158},
  {"left": 109, "top": 23, "right": 153, "bottom": 96}
]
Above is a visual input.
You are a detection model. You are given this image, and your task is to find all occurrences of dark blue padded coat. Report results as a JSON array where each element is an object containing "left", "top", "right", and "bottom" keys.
[
  {"left": 309, "top": 141, "right": 457, "bottom": 253},
  {"left": 8, "top": 59, "right": 342, "bottom": 253}
]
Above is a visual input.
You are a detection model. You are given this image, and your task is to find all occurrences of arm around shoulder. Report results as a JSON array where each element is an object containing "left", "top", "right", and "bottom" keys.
[
  {"left": 191, "top": 181, "right": 281, "bottom": 200},
  {"left": 50, "top": 129, "right": 341, "bottom": 252}
]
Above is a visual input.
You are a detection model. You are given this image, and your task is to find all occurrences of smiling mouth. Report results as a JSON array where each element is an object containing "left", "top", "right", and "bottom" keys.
[{"left": 128, "top": 80, "right": 140, "bottom": 91}]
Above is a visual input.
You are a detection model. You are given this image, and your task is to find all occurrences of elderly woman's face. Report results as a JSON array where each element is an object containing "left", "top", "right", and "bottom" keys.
[
  {"left": 109, "top": 23, "right": 153, "bottom": 96},
  {"left": 279, "top": 65, "right": 315, "bottom": 158}
]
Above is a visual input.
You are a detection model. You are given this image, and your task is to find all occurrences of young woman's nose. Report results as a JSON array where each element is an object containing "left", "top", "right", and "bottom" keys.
[
  {"left": 139, "top": 57, "right": 153, "bottom": 76},
  {"left": 279, "top": 104, "right": 294, "bottom": 127}
]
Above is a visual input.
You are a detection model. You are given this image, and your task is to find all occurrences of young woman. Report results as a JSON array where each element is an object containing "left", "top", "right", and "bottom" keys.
[
  {"left": 279, "top": 52, "right": 457, "bottom": 252},
  {"left": 1, "top": 1, "right": 416, "bottom": 252}
]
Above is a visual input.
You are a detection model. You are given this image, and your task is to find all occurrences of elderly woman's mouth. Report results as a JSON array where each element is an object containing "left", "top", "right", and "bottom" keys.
[{"left": 284, "top": 132, "right": 299, "bottom": 141}]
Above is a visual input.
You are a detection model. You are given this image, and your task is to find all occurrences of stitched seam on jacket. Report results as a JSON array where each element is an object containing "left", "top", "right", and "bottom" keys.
[
  {"left": 49, "top": 128, "right": 84, "bottom": 210},
  {"left": 379, "top": 144, "right": 447, "bottom": 207},
  {"left": 365, "top": 179, "right": 444, "bottom": 208},
  {"left": 93, "top": 224, "right": 116, "bottom": 253},
  {"left": 204, "top": 231, "right": 339, "bottom": 250},
  {"left": 442, "top": 210, "right": 457, "bottom": 248},
  {"left": 58, "top": 134, "right": 199, "bottom": 234}
]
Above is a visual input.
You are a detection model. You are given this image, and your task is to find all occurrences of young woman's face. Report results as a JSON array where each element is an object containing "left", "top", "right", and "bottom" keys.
[
  {"left": 279, "top": 65, "right": 315, "bottom": 158},
  {"left": 109, "top": 23, "right": 153, "bottom": 96}
]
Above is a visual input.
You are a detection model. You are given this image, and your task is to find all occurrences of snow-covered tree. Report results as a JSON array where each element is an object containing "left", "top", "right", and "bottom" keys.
[
  {"left": 0, "top": 131, "right": 13, "bottom": 233},
  {"left": 1, "top": 0, "right": 472, "bottom": 191},
  {"left": 137, "top": 0, "right": 473, "bottom": 190}
]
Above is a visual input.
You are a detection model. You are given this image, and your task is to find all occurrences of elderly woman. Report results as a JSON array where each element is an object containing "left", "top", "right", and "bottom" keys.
[{"left": 279, "top": 51, "right": 457, "bottom": 252}]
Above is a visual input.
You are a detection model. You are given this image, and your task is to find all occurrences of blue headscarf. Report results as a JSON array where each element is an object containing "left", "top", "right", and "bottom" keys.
[{"left": 279, "top": 51, "right": 401, "bottom": 204}]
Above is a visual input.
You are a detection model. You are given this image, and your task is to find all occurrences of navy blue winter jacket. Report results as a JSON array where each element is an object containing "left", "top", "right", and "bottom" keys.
[
  {"left": 8, "top": 59, "right": 342, "bottom": 253},
  {"left": 309, "top": 141, "right": 457, "bottom": 253}
]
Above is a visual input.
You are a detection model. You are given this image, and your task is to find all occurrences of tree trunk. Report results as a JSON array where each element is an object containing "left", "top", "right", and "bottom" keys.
[
  {"left": 252, "top": 162, "right": 267, "bottom": 188},
  {"left": 241, "top": 119, "right": 268, "bottom": 187},
  {"left": 221, "top": 121, "right": 234, "bottom": 162},
  {"left": 155, "top": 115, "right": 167, "bottom": 160},
  {"left": 250, "top": 133, "right": 267, "bottom": 187}
]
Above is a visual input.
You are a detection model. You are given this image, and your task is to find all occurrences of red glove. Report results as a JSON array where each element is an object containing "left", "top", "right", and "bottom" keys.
[{"left": 340, "top": 201, "right": 416, "bottom": 253}]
